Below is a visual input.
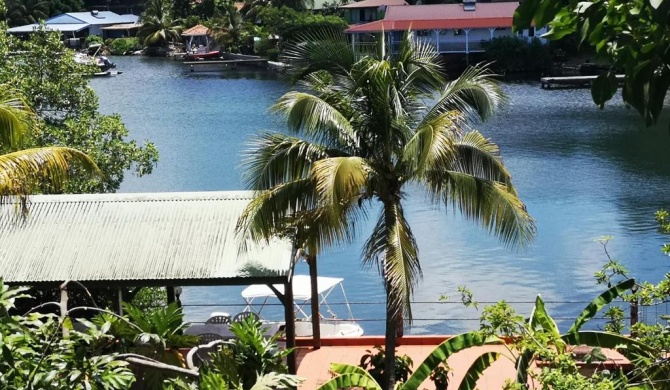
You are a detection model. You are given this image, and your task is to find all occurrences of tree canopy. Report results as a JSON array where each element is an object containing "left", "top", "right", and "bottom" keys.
[
  {"left": 513, "top": 0, "right": 670, "bottom": 126},
  {"left": 0, "top": 22, "right": 158, "bottom": 193}
]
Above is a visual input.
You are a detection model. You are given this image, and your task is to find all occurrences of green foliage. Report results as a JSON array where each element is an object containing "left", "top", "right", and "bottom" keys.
[
  {"left": 92, "top": 302, "right": 197, "bottom": 388},
  {"left": 428, "top": 363, "right": 450, "bottom": 390},
  {"left": 319, "top": 332, "right": 500, "bottom": 390},
  {"left": 239, "top": 29, "right": 534, "bottom": 389},
  {"left": 0, "top": 25, "right": 158, "bottom": 193},
  {"left": 513, "top": 0, "right": 670, "bottom": 125},
  {"left": 257, "top": 7, "right": 348, "bottom": 43},
  {"left": 484, "top": 36, "right": 552, "bottom": 73},
  {"left": 0, "top": 280, "right": 136, "bottom": 389},
  {"left": 5, "top": 0, "right": 48, "bottom": 27},
  {"left": 85, "top": 34, "right": 104, "bottom": 46},
  {"left": 108, "top": 37, "right": 142, "bottom": 55},
  {"left": 360, "top": 346, "right": 414, "bottom": 386},
  {"left": 139, "top": 0, "right": 183, "bottom": 49},
  {"left": 656, "top": 209, "right": 670, "bottom": 255}
]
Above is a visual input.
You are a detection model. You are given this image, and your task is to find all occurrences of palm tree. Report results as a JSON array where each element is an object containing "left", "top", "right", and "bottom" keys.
[
  {"left": 209, "top": 1, "right": 247, "bottom": 53},
  {"left": 138, "top": 0, "right": 182, "bottom": 49},
  {"left": 0, "top": 86, "right": 98, "bottom": 204},
  {"left": 237, "top": 31, "right": 535, "bottom": 389}
]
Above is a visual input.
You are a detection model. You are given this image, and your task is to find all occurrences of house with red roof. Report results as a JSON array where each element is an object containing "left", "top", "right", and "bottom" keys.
[{"left": 343, "top": 0, "right": 546, "bottom": 55}]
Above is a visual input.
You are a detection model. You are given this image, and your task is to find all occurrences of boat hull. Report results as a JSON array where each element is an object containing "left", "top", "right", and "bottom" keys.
[
  {"left": 185, "top": 51, "right": 222, "bottom": 61},
  {"left": 294, "top": 319, "right": 364, "bottom": 338}
]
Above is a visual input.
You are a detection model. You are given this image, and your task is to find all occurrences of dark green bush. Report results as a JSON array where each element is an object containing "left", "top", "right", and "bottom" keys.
[
  {"left": 485, "top": 36, "right": 552, "bottom": 73},
  {"left": 85, "top": 34, "right": 103, "bottom": 46},
  {"left": 267, "top": 48, "right": 280, "bottom": 61},
  {"left": 259, "top": 7, "right": 348, "bottom": 43},
  {"left": 109, "top": 37, "right": 142, "bottom": 55}
]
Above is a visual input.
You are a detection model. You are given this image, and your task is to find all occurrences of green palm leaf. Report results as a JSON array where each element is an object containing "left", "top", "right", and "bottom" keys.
[
  {"left": 0, "top": 85, "right": 32, "bottom": 149},
  {"left": 0, "top": 147, "right": 99, "bottom": 197},
  {"left": 317, "top": 363, "right": 381, "bottom": 390}
]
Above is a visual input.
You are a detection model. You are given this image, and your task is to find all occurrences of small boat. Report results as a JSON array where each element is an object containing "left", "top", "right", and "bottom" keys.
[
  {"left": 184, "top": 50, "right": 222, "bottom": 61},
  {"left": 74, "top": 44, "right": 116, "bottom": 72},
  {"left": 239, "top": 275, "right": 364, "bottom": 338}
]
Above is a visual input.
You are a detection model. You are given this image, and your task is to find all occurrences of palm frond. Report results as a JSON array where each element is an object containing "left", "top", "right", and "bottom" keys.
[
  {"left": 311, "top": 156, "right": 370, "bottom": 213},
  {"left": 280, "top": 28, "right": 355, "bottom": 82},
  {"left": 424, "top": 170, "right": 535, "bottom": 248},
  {"left": 401, "top": 112, "right": 459, "bottom": 176},
  {"left": 0, "top": 85, "right": 32, "bottom": 150},
  {"left": 449, "top": 130, "right": 515, "bottom": 188},
  {"left": 271, "top": 91, "right": 357, "bottom": 151},
  {"left": 0, "top": 146, "right": 100, "bottom": 198},
  {"left": 242, "top": 133, "right": 338, "bottom": 191},
  {"left": 362, "top": 202, "right": 420, "bottom": 321},
  {"left": 422, "top": 64, "right": 505, "bottom": 125}
]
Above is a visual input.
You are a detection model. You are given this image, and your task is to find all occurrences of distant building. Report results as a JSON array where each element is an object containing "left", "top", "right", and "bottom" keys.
[
  {"left": 344, "top": 0, "right": 546, "bottom": 56},
  {"left": 7, "top": 11, "right": 140, "bottom": 44},
  {"left": 340, "top": 0, "right": 408, "bottom": 25}
]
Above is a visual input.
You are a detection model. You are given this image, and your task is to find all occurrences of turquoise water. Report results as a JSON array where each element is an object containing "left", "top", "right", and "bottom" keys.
[{"left": 90, "top": 56, "right": 670, "bottom": 335}]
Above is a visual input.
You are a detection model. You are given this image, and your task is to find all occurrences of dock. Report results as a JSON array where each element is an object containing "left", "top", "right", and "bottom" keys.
[
  {"left": 184, "top": 58, "right": 268, "bottom": 71},
  {"left": 540, "top": 74, "right": 625, "bottom": 89}
]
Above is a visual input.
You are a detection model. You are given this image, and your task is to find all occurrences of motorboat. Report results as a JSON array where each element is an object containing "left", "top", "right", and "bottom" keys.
[
  {"left": 239, "top": 275, "right": 364, "bottom": 338},
  {"left": 74, "top": 44, "right": 116, "bottom": 72},
  {"left": 184, "top": 50, "right": 222, "bottom": 61}
]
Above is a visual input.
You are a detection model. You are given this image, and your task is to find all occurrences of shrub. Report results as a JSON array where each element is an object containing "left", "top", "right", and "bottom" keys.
[
  {"left": 485, "top": 36, "right": 552, "bottom": 73},
  {"left": 258, "top": 7, "right": 348, "bottom": 43},
  {"left": 267, "top": 48, "right": 280, "bottom": 61},
  {"left": 85, "top": 34, "right": 103, "bottom": 46},
  {"left": 109, "top": 37, "right": 142, "bottom": 55}
]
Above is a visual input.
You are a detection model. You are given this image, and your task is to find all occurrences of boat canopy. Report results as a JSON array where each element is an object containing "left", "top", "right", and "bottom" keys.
[
  {"left": 241, "top": 275, "right": 355, "bottom": 321},
  {"left": 241, "top": 275, "right": 343, "bottom": 301}
]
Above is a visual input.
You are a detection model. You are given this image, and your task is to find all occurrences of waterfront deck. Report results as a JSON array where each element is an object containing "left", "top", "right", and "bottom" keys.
[
  {"left": 540, "top": 74, "right": 625, "bottom": 89},
  {"left": 294, "top": 336, "right": 632, "bottom": 389}
]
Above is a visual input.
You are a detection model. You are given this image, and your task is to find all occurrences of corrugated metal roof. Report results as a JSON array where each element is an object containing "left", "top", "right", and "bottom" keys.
[
  {"left": 8, "top": 23, "right": 90, "bottom": 33},
  {"left": 0, "top": 191, "right": 294, "bottom": 286},
  {"left": 101, "top": 22, "right": 142, "bottom": 30},
  {"left": 62, "top": 11, "right": 138, "bottom": 25},
  {"left": 341, "top": 0, "right": 408, "bottom": 9}
]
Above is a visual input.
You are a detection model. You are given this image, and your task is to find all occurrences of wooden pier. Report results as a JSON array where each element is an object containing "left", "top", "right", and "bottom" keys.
[
  {"left": 540, "top": 74, "right": 625, "bottom": 89},
  {"left": 184, "top": 58, "right": 268, "bottom": 71}
]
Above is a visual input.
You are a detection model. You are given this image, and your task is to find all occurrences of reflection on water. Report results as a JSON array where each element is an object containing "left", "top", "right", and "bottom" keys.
[{"left": 91, "top": 57, "right": 670, "bottom": 335}]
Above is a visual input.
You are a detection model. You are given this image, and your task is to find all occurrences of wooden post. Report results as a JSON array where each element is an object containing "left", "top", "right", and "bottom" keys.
[
  {"left": 285, "top": 279, "right": 297, "bottom": 374},
  {"left": 167, "top": 286, "right": 176, "bottom": 305},
  {"left": 117, "top": 288, "right": 124, "bottom": 315},
  {"left": 308, "top": 254, "right": 321, "bottom": 349}
]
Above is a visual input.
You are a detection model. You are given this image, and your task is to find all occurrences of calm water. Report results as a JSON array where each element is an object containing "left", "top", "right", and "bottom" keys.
[{"left": 91, "top": 56, "right": 670, "bottom": 335}]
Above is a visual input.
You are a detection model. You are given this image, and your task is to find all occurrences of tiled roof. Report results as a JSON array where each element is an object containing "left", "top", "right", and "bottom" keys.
[
  {"left": 0, "top": 191, "right": 293, "bottom": 286},
  {"left": 345, "top": 2, "right": 519, "bottom": 32},
  {"left": 341, "top": 0, "right": 408, "bottom": 8},
  {"left": 182, "top": 24, "right": 210, "bottom": 36}
]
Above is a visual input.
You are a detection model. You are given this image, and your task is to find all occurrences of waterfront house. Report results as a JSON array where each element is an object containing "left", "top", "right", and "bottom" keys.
[
  {"left": 7, "top": 11, "right": 140, "bottom": 45},
  {"left": 341, "top": 0, "right": 409, "bottom": 25},
  {"left": 344, "top": 0, "right": 546, "bottom": 56}
]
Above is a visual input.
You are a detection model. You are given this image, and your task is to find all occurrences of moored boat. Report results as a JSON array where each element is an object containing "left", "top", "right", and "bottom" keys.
[
  {"left": 239, "top": 275, "right": 364, "bottom": 338},
  {"left": 184, "top": 50, "right": 222, "bottom": 61}
]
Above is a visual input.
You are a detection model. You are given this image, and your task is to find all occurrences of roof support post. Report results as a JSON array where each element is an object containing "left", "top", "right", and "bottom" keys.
[
  {"left": 434, "top": 29, "right": 440, "bottom": 54},
  {"left": 117, "top": 288, "right": 124, "bottom": 315},
  {"left": 489, "top": 27, "right": 494, "bottom": 41},
  {"left": 308, "top": 254, "right": 321, "bottom": 349},
  {"left": 284, "top": 279, "right": 296, "bottom": 374},
  {"left": 464, "top": 28, "right": 470, "bottom": 64},
  {"left": 167, "top": 286, "right": 176, "bottom": 305}
]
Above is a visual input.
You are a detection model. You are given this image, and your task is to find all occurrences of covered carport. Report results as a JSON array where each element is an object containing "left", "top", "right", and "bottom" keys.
[{"left": 0, "top": 191, "right": 300, "bottom": 373}]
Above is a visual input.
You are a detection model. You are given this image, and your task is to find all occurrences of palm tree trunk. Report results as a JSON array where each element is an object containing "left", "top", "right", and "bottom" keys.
[
  {"left": 384, "top": 281, "right": 397, "bottom": 390},
  {"left": 308, "top": 252, "right": 321, "bottom": 349}
]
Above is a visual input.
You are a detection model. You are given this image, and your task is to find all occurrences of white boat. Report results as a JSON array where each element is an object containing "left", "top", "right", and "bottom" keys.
[
  {"left": 74, "top": 44, "right": 116, "bottom": 72},
  {"left": 240, "top": 275, "right": 364, "bottom": 338}
]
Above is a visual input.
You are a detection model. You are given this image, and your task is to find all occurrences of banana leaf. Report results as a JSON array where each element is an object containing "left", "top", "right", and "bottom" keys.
[
  {"left": 317, "top": 363, "right": 381, "bottom": 390},
  {"left": 458, "top": 352, "right": 500, "bottom": 390},
  {"left": 567, "top": 278, "right": 635, "bottom": 334},
  {"left": 403, "top": 332, "right": 502, "bottom": 389}
]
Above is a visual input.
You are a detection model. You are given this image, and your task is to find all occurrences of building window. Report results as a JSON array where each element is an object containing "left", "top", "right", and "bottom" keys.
[
  {"left": 454, "top": 29, "right": 463, "bottom": 35},
  {"left": 417, "top": 30, "right": 429, "bottom": 36}
]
